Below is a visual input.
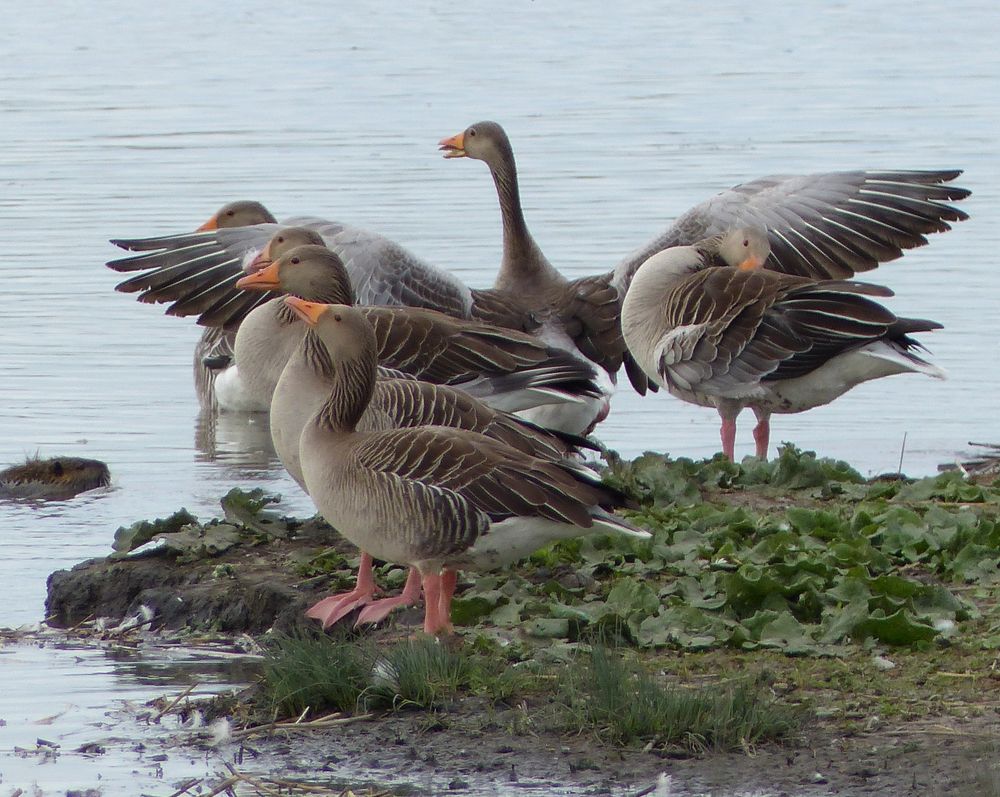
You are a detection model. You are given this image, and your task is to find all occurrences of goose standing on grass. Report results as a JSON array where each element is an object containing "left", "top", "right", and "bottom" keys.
[
  {"left": 290, "top": 297, "right": 649, "bottom": 636},
  {"left": 620, "top": 227, "right": 946, "bottom": 460},
  {"left": 237, "top": 245, "right": 598, "bottom": 627}
]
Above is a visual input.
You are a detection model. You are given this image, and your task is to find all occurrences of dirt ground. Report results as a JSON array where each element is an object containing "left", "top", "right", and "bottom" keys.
[
  {"left": 181, "top": 688, "right": 997, "bottom": 797},
  {"left": 42, "top": 476, "right": 1000, "bottom": 796}
]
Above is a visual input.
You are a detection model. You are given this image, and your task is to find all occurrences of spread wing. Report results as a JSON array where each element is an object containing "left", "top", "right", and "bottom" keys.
[
  {"left": 108, "top": 216, "right": 474, "bottom": 329},
  {"left": 614, "top": 169, "right": 970, "bottom": 292}
]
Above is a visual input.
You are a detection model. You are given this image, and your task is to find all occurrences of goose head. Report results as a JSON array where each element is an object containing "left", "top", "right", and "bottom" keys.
[
  {"left": 284, "top": 299, "right": 379, "bottom": 423},
  {"left": 714, "top": 226, "right": 771, "bottom": 270},
  {"left": 438, "top": 120, "right": 514, "bottom": 169},
  {"left": 235, "top": 244, "right": 354, "bottom": 305},
  {"left": 196, "top": 200, "right": 276, "bottom": 231},
  {"left": 245, "top": 226, "right": 326, "bottom": 273}
]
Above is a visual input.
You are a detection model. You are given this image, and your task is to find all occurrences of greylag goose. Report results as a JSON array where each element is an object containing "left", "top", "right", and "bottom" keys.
[
  {"left": 261, "top": 252, "right": 597, "bottom": 627},
  {"left": 438, "top": 121, "right": 969, "bottom": 398},
  {"left": 620, "top": 227, "right": 946, "bottom": 460},
  {"left": 290, "top": 297, "right": 649, "bottom": 636},
  {"left": 106, "top": 160, "right": 967, "bottom": 415},
  {"left": 229, "top": 242, "right": 600, "bottom": 414},
  {"left": 439, "top": 121, "right": 625, "bottom": 430},
  {"left": 196, "top": 200, "right": 276, "bottom": 231},
  {"left": 188, "top": 202, "right": 278, "bottom": 409}
]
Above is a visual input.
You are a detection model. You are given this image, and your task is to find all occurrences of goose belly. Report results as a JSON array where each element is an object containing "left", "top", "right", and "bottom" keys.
[
  {"left": 451, "top": 516, "right": 593, "bottom": 571},
  {"left": 515, "top": 323, "right": 616, "bottom": 434},
  {"left": 757, "top": 343, "right": 940, "bottom": 415},
  {"left": 214, "top": 366, "right": 270, "bottom": 413}
]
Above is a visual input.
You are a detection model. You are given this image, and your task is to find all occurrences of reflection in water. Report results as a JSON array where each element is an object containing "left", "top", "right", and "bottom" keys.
[{"left": 194, "top": 407, "right": 280, "bottom": 469}]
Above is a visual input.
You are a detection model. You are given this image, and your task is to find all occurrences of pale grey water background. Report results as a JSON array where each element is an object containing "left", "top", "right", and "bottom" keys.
[{"left": 1, "top": 1, "right": 997, "bottom": 793}]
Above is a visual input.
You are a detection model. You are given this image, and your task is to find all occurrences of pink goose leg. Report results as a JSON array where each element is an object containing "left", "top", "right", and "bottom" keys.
[
  {"left": 717, "top": 401, "right": 743, "bottom": 460},
  {"left": 751, "top": 408, "right": 771, "bottom": 460},
  {"left": 421, "top": 571, "right": 444, "bottom": 636},
  {"left": 437, "top": 569, "right": 458, "bottom": 635},
  {"left": 306, "top": 552, "right": 378, "bottom": 628},
  {"left": 355, "top": 567, "right": 423, "bottom": 626}
]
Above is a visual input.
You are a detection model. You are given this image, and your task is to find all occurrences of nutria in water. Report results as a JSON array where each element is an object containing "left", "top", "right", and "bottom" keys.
[{"left": 0, "top": 456, "right": 111, "bottom": 500}]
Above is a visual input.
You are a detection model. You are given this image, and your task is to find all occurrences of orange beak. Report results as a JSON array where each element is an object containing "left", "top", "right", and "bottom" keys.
[
  {"left": 737, "top": 254, "right": 765, "bottom": 271},
  {"left": 438, "top": 131, "right": 466, "bottom": 158},
  {"left": 284, "top": 296, "right": 327, "bottom": 326},
  {"left": 195, "top": 214, "right": 219, "bottom": 232},
  {"left": 235, "top": 261, "right": 281, "bottom": 291}
]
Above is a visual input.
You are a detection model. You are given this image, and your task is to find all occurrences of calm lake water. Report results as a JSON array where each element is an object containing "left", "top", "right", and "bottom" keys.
[{"left": 1, "top": 0, "right": 997, "bottom": 793}]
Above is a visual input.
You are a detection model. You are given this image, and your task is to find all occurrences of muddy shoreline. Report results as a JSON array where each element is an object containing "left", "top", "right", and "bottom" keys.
[{"left": 41, "top": 454, "right": 1000, "bottom": 796}]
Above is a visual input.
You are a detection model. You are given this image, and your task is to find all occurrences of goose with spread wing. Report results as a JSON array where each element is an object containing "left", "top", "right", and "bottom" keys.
[
  {"left": 219, "top": 238, "right": 598, "bottom": 414},
  {"left": 106, "top": 137, "right": 968, "bottom": 424},
  {"left": 438, "top": 121, "right": 968, "bottom": 401}
]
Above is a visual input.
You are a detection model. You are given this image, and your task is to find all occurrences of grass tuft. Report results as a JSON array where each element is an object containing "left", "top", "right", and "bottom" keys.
[
  {"left": 367, "top": 637, "right": 472, "bottom": 710},
  {"left": 563, "top": 646, "right": 800, "bottom": 750},
  {"left": 261, "top": 633, "right": 370, "bottom": 717}
]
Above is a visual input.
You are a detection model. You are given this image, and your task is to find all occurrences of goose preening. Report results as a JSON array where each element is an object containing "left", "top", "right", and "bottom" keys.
[
  {"left": 620, "top": 227, "right": 946, "bottom": 460},
  {"left": 438, "top": 121, "right": 969, "bottom": 398},
  {"left": 289, "top": 297, "right": 649, "bottom": 636}
]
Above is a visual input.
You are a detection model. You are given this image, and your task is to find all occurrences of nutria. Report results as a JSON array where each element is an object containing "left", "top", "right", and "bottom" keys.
[{"left": 0, "top": 456, "right": 111, "bottom": 500}]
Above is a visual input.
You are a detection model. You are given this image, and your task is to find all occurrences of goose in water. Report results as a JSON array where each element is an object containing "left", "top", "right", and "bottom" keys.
[
  {"left": 184, "top": 202, "right": 277, "bottom": 409},
  {"left": 290, "top": 298, "right": 649, "bottom": 636},
  {"left": 248, "top": 246, "right": 597, "bottom": 626},
  {"left": 620, "top": 227, "right": 946, "bottom": 460},
  {"left": 439, "top": 121, "right": 627, "bottom": 431},
  {"left": 224, "top": 241, "right": 599, "bottom": 414}
]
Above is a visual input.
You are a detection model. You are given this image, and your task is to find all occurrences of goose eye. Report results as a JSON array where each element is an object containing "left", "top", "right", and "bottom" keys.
[
  {"left": 277, "top": 235, "right": 285, "bottom": 243},
  {"left": 226, "top": 210, "right": 235, "bottom": 217},
  {"left": 333, "top": 313, "right": 342, "bottom": 322},
  {"left": 468, "top": 128, "right": 476, "bottom": 137},
  {"left": 743, "top": 239, "right": 749, "bottom": 247},
  {"left": 291, "top": 257, "right": 300, "bottom": 264}
]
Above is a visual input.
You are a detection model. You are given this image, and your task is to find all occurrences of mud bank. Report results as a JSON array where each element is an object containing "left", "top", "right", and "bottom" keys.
[{"left": 40, "top": 451, "right": 1000, "bottom": 796}]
